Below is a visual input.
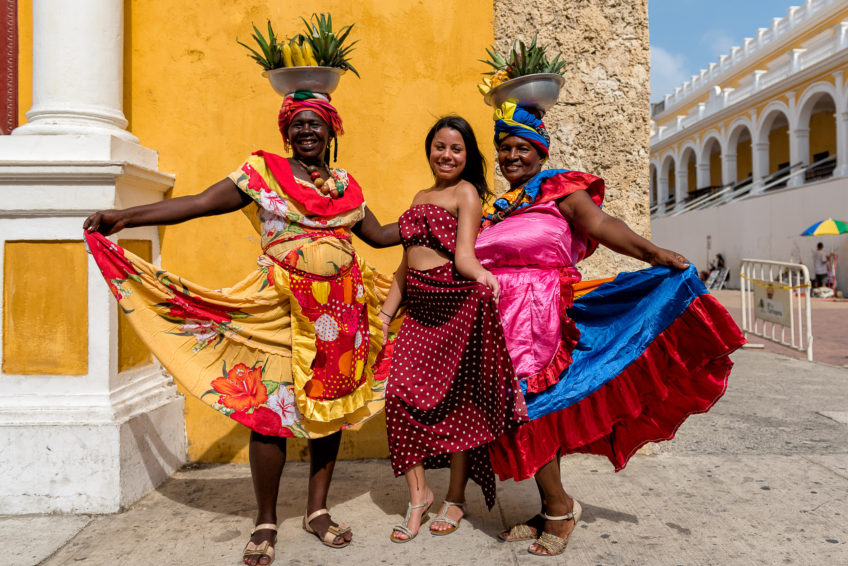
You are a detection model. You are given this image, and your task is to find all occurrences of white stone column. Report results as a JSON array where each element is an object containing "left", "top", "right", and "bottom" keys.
[
  {"left": 658, "top": 174, "right": 669, "bottom": 214},
  {"left": 722, "top": 152, "right": 738, "bottom": 187},
  {"left": 835, "top": 110, "right": 848, "bottom": 177},
  {"left": 675, "top": 168, "right": 688, "bottom": 208},
  {"left": 752, "top": 141, "right": 770, "bottom": 193},
  {"left": 13, "top": 0, "right": 136, "bottom": 142},
  {"left": 789, "top": 127, "right": 809, "bottom": 187},
  {"left": 696, "top": 161, "right": 711, "bottom": 189},
  {"left": 0, "top": 0, "right": 186, "bottom": 514}
]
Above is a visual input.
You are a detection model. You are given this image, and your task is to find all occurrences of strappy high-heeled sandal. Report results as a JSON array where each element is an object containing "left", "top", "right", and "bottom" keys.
[
  {"left": 242, "top": 523, "right": 277, "bottom": 565},
  {"left": 302, "top": 509, "right": 352, "bottom": 549},
  {"left": 389, "top": 492, "right": 433, "bottom": 543},
  {"left": 528, "top": 500, "right": 582, "bottom": 557},
  {"left": 429, "top": 500, "right": 466, "bottom": 536}
]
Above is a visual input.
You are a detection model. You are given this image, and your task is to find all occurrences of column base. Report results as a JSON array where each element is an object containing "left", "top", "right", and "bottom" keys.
[{"left": 0, "top": 378, "right": 186, "bottom": 514}]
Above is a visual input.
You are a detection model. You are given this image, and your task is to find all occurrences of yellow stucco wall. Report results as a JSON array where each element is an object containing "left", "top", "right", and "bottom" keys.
[
  {"left": 710, "top": 150, "right": 721, "bottom": 186},
  {"left": 130, "top": 0, "right": 494, "bottom": 462},
  {"left": 3, "top": 241, "right": 88, "bottom": 375},
  {"left": 14, "top": 1, "right": 494, "bottom": 461},
  {"left": 769, "top": 126, "right": 790, "bottom": 172},
  {"left": 809, "top": 110, "right": 837, "bottom": 160}
]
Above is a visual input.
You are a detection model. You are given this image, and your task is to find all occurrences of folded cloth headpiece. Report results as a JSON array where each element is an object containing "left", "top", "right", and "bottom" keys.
[
  {"left": 493, "top": 100, "right": 550, "bottom": 158},
  {"left": 278, "top": 91, "right": 344, "bottom": 149}
]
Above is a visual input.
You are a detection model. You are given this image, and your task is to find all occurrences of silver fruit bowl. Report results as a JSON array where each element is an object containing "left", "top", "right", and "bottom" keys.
[
  {"left": 263, "top": 67, "right": 345, "bottom": 97},
  {"left": 484, "top": 73, "right": 565, "bottom": 112}
]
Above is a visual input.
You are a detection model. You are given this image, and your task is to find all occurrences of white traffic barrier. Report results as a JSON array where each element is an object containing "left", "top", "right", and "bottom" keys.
[{"left": 740, "top": 259, "right": 813, "bottom": 361}]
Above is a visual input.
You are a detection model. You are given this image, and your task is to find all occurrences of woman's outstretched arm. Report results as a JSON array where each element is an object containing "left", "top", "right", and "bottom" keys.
[
  {"left": 558, "top": 190, "right": 689, "bottom": 269},
  {"left": 352, "top": 206, "right": 401, "bottom": 248},
  {"left": 83, "top": 178, "right": 253, "bottom": 236}
]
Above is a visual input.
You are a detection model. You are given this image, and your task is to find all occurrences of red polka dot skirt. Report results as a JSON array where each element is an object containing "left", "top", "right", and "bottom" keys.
[{"left": 386, "top": 261, "right": 527, "bottom": 509}]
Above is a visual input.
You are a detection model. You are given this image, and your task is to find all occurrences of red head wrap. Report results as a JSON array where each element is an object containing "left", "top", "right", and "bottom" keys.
[{"left": 277, "top": 94, "right": 344, "bottom": 150}]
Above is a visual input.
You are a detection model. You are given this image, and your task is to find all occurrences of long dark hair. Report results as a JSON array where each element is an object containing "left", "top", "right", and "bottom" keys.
[{"left": 425, "top": 116, "right": 491, "bottom": 201}]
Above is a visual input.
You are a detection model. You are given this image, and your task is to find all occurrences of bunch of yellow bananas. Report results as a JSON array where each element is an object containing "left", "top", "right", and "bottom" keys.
[
  {"left": 282, "top": 40, "right": 319, "bottom": 67},
  {"left": 477, "top": 69, "right": 511, "bottom": 95}
]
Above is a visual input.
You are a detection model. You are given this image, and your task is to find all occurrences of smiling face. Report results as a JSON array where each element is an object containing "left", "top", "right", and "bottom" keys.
[
  {"left": 427, "top": 127, "right": 467, "bottom": 183},
  {"left": 287, "top": 110, "right": 331, "bottom": 162},
  {"left": 497, "top": 135, "right": 544, "bottom": 188}
]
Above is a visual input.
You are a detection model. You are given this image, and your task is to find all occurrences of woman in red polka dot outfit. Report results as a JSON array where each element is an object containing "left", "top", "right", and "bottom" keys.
[{"left": 379, "top": 116, "right": 526, "bottom": 542}]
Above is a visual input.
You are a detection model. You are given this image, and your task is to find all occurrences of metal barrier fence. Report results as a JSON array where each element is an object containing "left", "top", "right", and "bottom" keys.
[{"left": 740, "top": 259, "right": 813, "bottom": 361}]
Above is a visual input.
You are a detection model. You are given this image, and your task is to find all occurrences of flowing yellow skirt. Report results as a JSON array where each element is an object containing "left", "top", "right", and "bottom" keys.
[{"left": 85, "top": 231, "right": 399, "bottom": 438}]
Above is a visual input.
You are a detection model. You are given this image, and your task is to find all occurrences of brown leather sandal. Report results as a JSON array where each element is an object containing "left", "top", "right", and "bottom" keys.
[
  {"left": 302, "top": 509, "right": 352, "bottom": 549},
  {"left": 242, "top": 523, "right": 277, "bottom": 565}
]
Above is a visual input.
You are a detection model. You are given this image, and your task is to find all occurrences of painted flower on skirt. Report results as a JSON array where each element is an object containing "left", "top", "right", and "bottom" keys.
[
  {"left": 179, "top": 319, "right": 218, "bottom": 344},
  {"left": 258, "top": 187, "right": 289, "bottom": 218},
  {"left": 267, "top": 386, "right": 301, "bottom": 426},
  {"left": 230, "top": 406, "right": 295, "bottom": 438},
  {"left": 211, "top": 363, "right": 268, "bottom": 411},
  {"left": 259, "top": 208, "right": 287, "bottom": 237}
]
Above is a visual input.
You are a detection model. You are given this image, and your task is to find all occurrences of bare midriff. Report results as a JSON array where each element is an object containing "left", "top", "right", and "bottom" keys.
[{"left": 407, "top": 246, "right": 452, "bottom": 271}]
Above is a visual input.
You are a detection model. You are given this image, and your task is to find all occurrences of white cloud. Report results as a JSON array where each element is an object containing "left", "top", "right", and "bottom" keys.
[
  {"left": 701, "top": 29, "right": 736, "bottom": 58},
  {"left": 650, "top": 45, "right": 689, "bottom": 102}
]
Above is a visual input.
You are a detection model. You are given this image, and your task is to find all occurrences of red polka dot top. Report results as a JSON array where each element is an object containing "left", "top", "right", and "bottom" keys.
[{"left": 398, "top": 204, "right": 457, "bottom": 256}]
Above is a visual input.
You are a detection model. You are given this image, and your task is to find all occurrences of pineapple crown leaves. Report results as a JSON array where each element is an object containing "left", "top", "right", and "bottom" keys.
[
  {"left": 479, "top": 35, "right": 566, "bottom": 78},
  {"left": 237, "top": 20, "right": 285, "bottom": 71},
  {"left": 298, "top": 12, "right": 360, "bottom": 78}
]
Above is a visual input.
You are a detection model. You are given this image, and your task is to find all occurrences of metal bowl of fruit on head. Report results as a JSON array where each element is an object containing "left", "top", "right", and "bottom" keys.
[
  {"left": 479, "top": 36, "right": 566, "bottom": 113},
  {"left": 239, "top": 13, "right": 360, "bottom": 96}
]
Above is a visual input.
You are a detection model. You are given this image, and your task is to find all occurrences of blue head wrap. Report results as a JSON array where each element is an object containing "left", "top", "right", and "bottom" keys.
[{"left": 493, "top": 100, "right": 550, "bottom": 157}]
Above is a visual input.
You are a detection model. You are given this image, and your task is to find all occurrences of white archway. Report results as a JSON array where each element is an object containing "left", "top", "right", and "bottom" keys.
[
  {"left": 796, "top": 81, "right": 838, "bottom": 182},
  {"left": 726, "top": 117, "right": 755, "bottom": 186},
  {"left": 755, "top": 102, "right": 792, "bottom": 189}
]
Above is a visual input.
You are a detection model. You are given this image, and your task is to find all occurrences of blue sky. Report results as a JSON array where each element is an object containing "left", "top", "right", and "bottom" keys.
[{"left": 649, "top": 0, "right": 793, "bottom": 102}]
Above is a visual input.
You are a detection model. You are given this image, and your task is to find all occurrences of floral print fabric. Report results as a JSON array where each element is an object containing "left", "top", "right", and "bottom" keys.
[{"left": 85, "top": 153, "right": 394, "bottom": 438}]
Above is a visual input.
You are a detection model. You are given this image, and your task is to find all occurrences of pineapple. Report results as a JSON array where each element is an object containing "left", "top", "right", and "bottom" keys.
[
  {"left": 480, "top": 35, "right": 566, "bottom": 84},
  {"left": 298, "top": 13, "right": 360, "bottom": 77}
]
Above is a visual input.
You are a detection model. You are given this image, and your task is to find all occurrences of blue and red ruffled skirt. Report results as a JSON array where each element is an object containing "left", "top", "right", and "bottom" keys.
[{"left": 489, "top": 265, "right": 745, "bottom": 481}]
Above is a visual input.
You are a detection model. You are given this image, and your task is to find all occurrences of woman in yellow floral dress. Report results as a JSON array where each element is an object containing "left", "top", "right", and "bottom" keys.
[{"left": 84, "top": 92, "right": 399, "bottom": 564}]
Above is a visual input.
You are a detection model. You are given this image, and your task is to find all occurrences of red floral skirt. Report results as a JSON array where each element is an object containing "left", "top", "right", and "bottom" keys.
[{"left": 386, "top": 262, "right": 525, "bottom": 509}]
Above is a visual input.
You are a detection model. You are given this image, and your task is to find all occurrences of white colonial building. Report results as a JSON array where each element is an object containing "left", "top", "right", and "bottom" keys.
[{"left": 649, "top": 0, "right": 848, "bottom": 291}]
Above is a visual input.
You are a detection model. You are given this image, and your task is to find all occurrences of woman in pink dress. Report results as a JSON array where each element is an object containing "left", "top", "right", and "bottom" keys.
[
  {"left": 379, "top": 116, "right": 526, "bottom": 542},
  {"left": 475, "top": 102, "right": 745, "bottom": 556}
]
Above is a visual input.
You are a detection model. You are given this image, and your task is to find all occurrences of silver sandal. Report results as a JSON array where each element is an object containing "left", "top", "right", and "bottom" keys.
[
  {"left": 389, "top": 493, "right": 433, "bottom": 543},
  {"left": 429, "top": 500, "right": 466, "bottom": 536}
]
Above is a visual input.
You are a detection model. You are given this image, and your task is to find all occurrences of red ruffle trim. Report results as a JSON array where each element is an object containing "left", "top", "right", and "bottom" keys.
[
  {"left": 523, "top": 269, "right": 582, "bottom": 394},
  {"left": 489, "top": 293, "right": 746, "bottom": 481},
  {"left": 536, "top": 171, "right": 605, "bottom": 208},
  {"left": 253, "top": 151, "right": 365, "bottom": 216}
]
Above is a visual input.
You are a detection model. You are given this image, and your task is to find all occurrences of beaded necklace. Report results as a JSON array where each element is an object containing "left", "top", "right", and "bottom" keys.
[{"left": 296, "top": 159, "right": 346, "bottom": 199}]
